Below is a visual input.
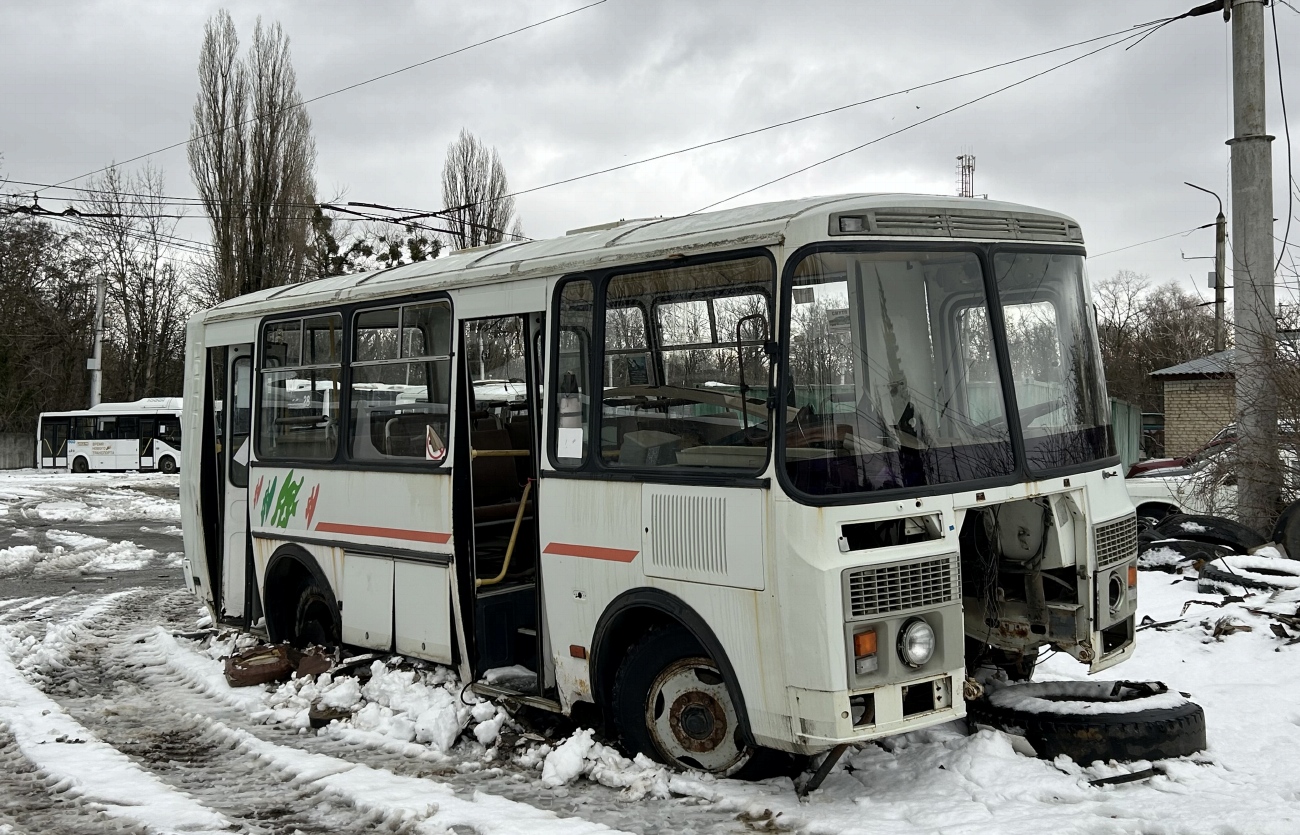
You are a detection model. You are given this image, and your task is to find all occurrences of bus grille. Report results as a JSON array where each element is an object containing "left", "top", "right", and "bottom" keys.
[
  {"left": 1095, "top": 514, "right": 1138, "bottom": 569},
  {"left": 845, "top": 555, "right": 957, "bottom": 620}
]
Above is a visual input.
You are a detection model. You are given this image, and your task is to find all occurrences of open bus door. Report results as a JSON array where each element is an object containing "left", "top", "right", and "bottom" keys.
[
  {"left": 454, "top": 312, "right": 548, "bottom": 699},
  {"left": 201, "top": 343, "right": 259, "bottom": 625}
]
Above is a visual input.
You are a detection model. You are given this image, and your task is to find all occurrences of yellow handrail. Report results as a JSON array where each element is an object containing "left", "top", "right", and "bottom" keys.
[{"left": 476, "top": 478, "right": 533, "bottom": 588}]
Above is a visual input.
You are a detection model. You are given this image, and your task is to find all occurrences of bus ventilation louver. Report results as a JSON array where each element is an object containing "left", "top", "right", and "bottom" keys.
[
  {"left": 1094, "top": 514, "right": 1138, "bottom": 569},
  {"left": 844, "top": 555, "right": 957, "bottom": 620},
  {"left": 835, "top": 210, "right": 1082, "bottom": 243}
]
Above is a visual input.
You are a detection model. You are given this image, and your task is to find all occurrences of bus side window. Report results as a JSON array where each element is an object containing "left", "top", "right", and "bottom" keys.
[
  {"left": 348, "top": 300, "right": 452, "bottom": 462},
  {"left": 257, "top": 314, "right": 342, "bottom": 461},
  {"left": 230, "top": 356, "right": 252, "bottom": 486},
  {"left": 552, "top": 278, "right": 593, "bottom": 468}
]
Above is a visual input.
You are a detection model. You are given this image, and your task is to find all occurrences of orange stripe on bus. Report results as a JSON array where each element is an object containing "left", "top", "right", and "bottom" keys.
[
  {"left": 543, "top": 542, "right": 639, "bottom": 562},
  {"left": 314, "top": 522, "right": 451, "bottom": 544}
]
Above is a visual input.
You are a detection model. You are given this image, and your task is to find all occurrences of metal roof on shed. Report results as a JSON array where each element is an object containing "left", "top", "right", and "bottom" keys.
[{"left": 1149, "top": 349, "right": 1235, "bottom": 379}]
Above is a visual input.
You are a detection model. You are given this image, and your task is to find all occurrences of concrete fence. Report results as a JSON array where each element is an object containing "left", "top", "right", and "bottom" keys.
[{"left": 0, "top": 433, "right": 35, "bottom": 469}]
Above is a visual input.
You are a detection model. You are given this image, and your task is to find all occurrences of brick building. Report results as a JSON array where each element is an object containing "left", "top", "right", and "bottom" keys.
[{"left": 1150, "top": 350, "right": 1235, "bottom": 457}]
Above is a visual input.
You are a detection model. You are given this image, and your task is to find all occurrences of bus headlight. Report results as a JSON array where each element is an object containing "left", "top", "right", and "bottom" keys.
[{"left": 898, "top": 618, "right": 936, "bottom": 668}]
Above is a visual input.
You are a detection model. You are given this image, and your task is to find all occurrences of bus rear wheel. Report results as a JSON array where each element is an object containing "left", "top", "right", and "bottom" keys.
[
  {"left": 292, "top": 582, "right": 340, "bottom": 649},
  {"left": 71, "top": 457, "right": 89, "bottom": 474},
  {"left": 158, "top": 456, "right": 177, "bottom": 474},
  {"left": 613, "top": 627, "right": 755, "bottom": 776}
]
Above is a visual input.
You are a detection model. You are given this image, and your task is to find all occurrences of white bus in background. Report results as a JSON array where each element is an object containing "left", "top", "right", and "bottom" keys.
[
  {"left": 39, "top": 398, "right": 184, "bottom": 473},
  {"left": 180, "top": 194, "right": 1137, "bottom": 776}
]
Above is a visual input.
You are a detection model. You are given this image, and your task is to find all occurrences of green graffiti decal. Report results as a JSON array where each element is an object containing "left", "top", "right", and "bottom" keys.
[
  {"left": 259, "top": 476, "right": 278, "bottom": 525},
  {"left": 269, "top": 469, "right": 306, "bottom": 529}
]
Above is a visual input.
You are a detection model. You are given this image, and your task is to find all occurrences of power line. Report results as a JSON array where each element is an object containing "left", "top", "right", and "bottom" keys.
[
  {"left": 691, "top": 21, "right": 1163, "bottom": 214},
  {"left": 1089, "top": 225, "right": 1213, "bottom": 259},
  {"left": 12, "top": 20, "right": 1190, "bottom": 223},
  {"left": 480, "top": 22, "right": 1168, "bottom": 209},
  {"left": 40, "top": 0, "right": 610, "bottom": 193}
]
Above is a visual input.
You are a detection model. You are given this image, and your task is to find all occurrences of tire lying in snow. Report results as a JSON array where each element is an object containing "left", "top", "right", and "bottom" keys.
[
  {"left": 966, "top": 680, "right": 1206, "bottom": 764},
  {"left": 1269, "top": 500, "right": 1300, "bottom": 560},
  {"left": 1197, "top": 554, "right": 1300, "bottom": 593},
  {"left": 1138, "top": 538, "right": 1234, "bottom": 571},
  {"left": 1155, "top": 514, "right": 1265, "bottom": 553}
]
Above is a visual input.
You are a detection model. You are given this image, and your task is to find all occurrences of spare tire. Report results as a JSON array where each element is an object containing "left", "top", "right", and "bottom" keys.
[
  {"left": 1197, "top": 554, "right": 1300, "bottom": 593},
  {"left": 966, "top": 680, "right": 1206, "bottom": 764},
  {"left": 1138, "top": 538, "right": 1234, "bottom": 571},
  {"left": 1155, "top": 514, "right": 1265, "bottom": 553},
  {"left": 1269, "top": 500, "right": 1300, "bottom": 560}
]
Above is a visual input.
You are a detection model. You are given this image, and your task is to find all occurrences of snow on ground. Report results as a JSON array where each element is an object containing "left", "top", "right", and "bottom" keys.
[
  {"left": 0, "top": 620, "right": 231, "bottom": 833},
  {"left": 0, "top": 536, "right": 163, "bottom": 577},
  {"left": 0, "top": 466, "right": 1298, "bottom": 832},
  {"left": 136, "top": 567, "right": 1298, "bottom": 835},
  {"left": 0, "top": 468, "right": 180, "bottom": 524}
]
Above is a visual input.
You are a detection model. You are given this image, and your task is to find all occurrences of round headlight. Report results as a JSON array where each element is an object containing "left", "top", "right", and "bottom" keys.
[{"left": 898, "top": 618, "right": 936, "bottom": 667}]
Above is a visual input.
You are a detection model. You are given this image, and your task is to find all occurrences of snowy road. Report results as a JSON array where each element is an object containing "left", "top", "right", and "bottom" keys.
[{"left": 1, "top": 470, "right": 1299, "bottom": 834}]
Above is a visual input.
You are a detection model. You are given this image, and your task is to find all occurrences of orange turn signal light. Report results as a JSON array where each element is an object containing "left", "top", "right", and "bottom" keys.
[
  {"left": 1127, "top": 565, "right": 1138, "bottom": 588},
  {"left": 853, "top": 630, "right": 878, "bottom": 657}
]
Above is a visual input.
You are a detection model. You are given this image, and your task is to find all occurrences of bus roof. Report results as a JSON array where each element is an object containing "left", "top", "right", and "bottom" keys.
[
  {"left": 196, "top": 193, "right": 1082, "bottom": 323},
  {"left": 40, "top": 398, "right": 183, "bottom": 419}
]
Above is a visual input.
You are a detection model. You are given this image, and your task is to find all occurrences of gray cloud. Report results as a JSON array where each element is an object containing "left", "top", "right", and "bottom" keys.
[{"left": 2, "top": 0, "right": 1296, "bottom": 298}]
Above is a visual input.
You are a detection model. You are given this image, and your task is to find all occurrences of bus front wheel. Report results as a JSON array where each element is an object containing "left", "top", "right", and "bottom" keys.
[
  {"left": 72, "top": 457, "right": 89, "bottom": 474},
  {"left": 158, "top": 456, "right": 177, "bottom": 474},
  {"left": 292, "top": 582, "right": 340, "bottom": 649},
  {"left": 613, "top": 626, "right": 756, "bottom": 776}
]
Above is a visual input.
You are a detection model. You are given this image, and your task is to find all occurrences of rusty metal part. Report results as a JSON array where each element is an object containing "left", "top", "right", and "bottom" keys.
[{"left": 667, "top": 689, "right": 728, "bottom": 753}]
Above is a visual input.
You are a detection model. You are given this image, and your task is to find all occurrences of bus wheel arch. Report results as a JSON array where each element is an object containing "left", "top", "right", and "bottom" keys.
[
  {"left": 264, "top": 545, "right": 340, "bottom": 648},
  {"left": 158, "top": 455, "right": 177, "bottom": 474},
  {"left": 71, "top": 456, "right": 89, "bottom": 474},
  {"left": 590, "top": 589, "right": 756, "bottom": 769}
]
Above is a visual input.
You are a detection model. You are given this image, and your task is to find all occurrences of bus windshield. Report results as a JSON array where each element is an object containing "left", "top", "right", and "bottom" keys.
[
  {"left": 991, "top": 251, "right": 1111, "bottom": 472},
  {"left": 782, "top": 248, "right": 1112, "bottom": 498},
  {"left": 784, "top": 249, "right": 1015, "bottom": 497}
]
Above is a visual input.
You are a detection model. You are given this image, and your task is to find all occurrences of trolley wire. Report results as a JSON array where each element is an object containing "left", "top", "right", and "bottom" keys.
[
  {"left": 690, "top": 21, "right": 1165, "bottom": 214},
  {"left": 14, "top": 19, "right": 1190, "bottom": 224}
]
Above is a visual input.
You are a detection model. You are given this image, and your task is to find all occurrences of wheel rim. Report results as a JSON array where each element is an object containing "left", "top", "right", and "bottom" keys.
[{"left": 646, "top": 656, "right": 749, "bottom": 774}]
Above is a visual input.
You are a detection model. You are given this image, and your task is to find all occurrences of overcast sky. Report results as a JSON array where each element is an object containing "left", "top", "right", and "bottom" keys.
[{"left": 2, "top": 1, "right": 1297, "bottom": 302}]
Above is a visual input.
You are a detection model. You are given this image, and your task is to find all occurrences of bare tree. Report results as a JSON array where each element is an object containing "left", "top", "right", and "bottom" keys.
[
  {"left": 1094, "top": 271, "right": 1221, "bottom": 411},
  {"left": 189, "top": 10, "right": 316, "bottom": 303},
  {"left": 0, "top": 212, "right": 96, "bottom": 431},
  {"left": 77, "top": 163, "right": 191, "bottom": 399},
  {"left": 440, "top": 129, "right": 522, "bottom": 250}
]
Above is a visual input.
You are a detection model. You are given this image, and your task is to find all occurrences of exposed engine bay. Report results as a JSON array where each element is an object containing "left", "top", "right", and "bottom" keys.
[{"left": 959, "top": 495, "right": 1136, "bottom": 675}]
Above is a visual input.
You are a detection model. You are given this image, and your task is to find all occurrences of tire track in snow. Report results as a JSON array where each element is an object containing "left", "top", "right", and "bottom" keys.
[
  {"left": 0, "top": 623, "right": 231, "bottom": 833},
  {"left": 41, "top": 588, "right": 749, "bottom": 834}
]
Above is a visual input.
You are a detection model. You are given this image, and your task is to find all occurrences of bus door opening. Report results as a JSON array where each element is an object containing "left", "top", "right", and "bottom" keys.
[
  {"left": 140, "top": 417, "right": 156, "bottom": 469},
  {"left": 202, "top": 343, "right": 256, "bottom": 625},
  {"left": 457, "top": 312, "right": 545, "bottom": 694}
]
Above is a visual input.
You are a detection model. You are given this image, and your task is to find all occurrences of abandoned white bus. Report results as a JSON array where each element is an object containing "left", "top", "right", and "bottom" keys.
[
  {"left": 179, "top": 194, "right": 1138, "bottom": 775},
  {"left": 40, "top": 397, "right": 184, "bottom": 473}
]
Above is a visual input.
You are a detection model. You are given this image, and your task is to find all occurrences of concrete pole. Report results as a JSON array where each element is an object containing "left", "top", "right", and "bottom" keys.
[
  {"left": 88, "top": 272, "right": 105, "bottom": 408},
  {"left": 1229, "top": 0, "right": 1279, "bottom": 532}
]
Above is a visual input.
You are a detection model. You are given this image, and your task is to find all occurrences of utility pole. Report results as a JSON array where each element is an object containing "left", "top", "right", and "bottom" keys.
[
  {"left": 88, "top": 272, "right": 105, "bottom": 408},
  {"left": 1185, "top": 182, "right": 1228, "bottom": 352},
  {"left": 1228, "top": 0, "right": 1279, "bottom": 533}
]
